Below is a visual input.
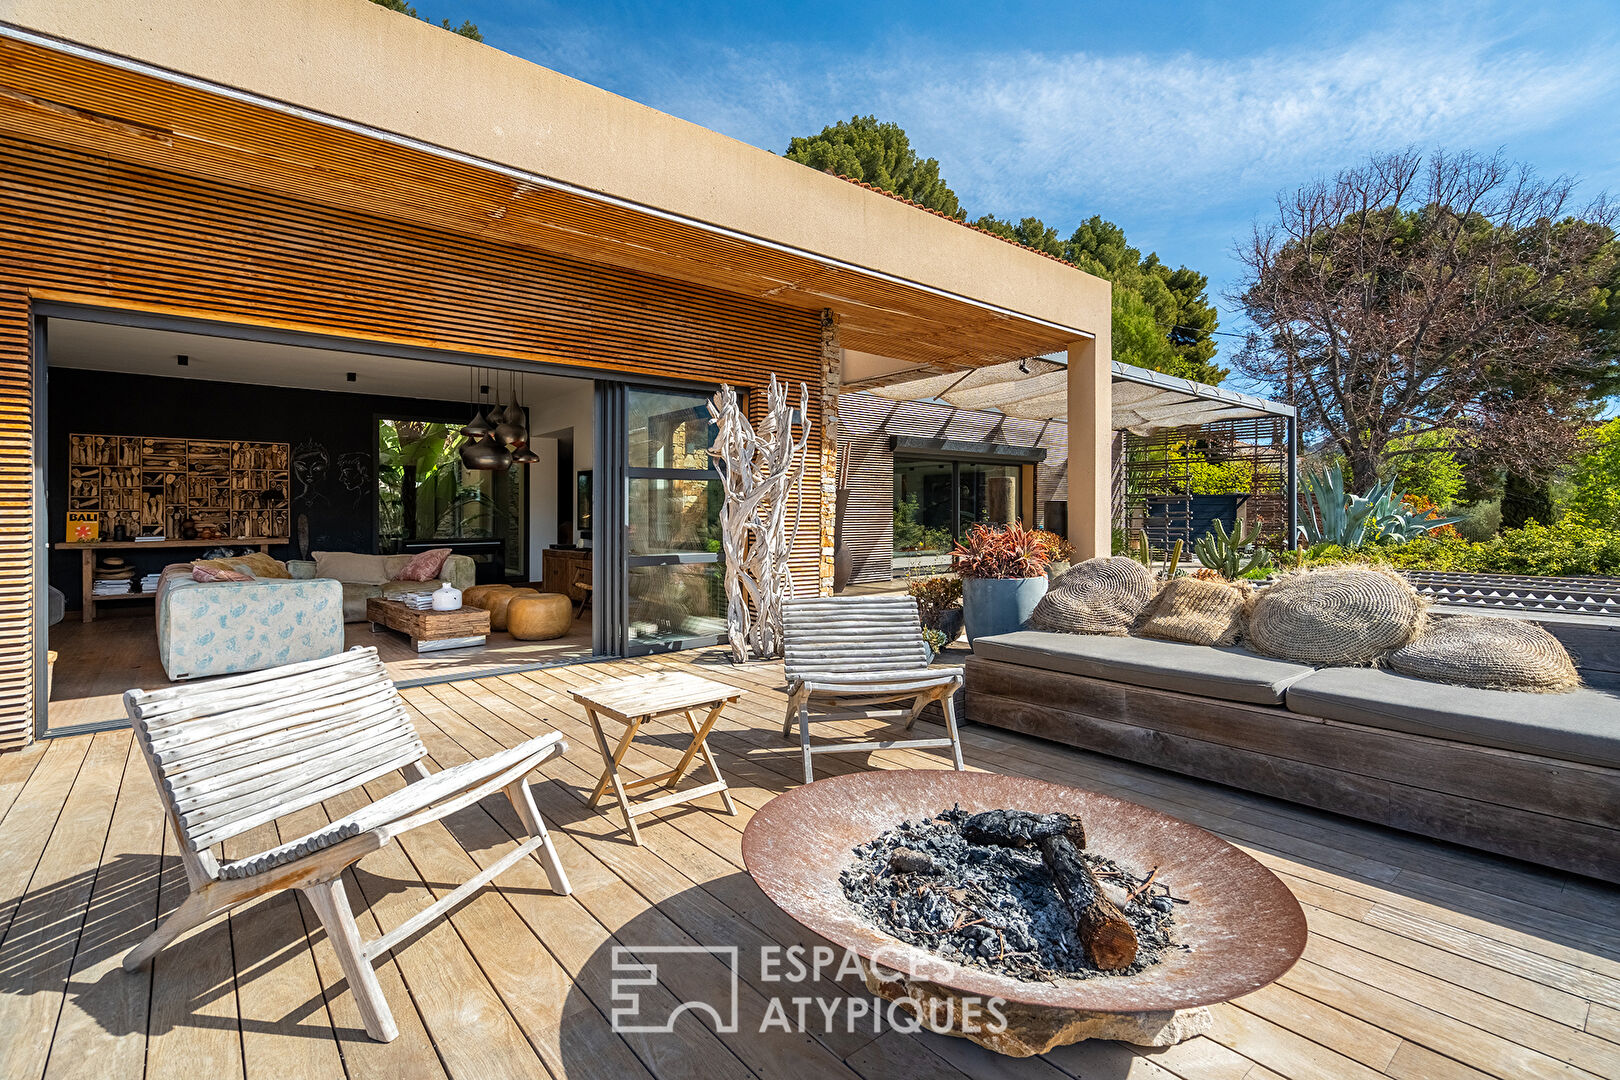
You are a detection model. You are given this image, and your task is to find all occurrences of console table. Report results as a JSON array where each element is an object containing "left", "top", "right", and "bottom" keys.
[{"left": 54, "top": 538, "right": 286, "bottom": 623}]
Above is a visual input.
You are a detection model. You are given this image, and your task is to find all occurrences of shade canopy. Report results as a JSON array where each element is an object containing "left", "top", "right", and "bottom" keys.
[{"left": 860, "top": 356, "right": 1294, "bottom": 434}]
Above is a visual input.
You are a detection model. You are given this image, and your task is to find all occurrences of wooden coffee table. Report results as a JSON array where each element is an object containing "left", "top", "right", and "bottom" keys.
[
  {"left": 366, "top": 597, "right": 490, "bottom": 653},
  {"left": 571, "top": 671, "right": 741, "bottom": 845}
]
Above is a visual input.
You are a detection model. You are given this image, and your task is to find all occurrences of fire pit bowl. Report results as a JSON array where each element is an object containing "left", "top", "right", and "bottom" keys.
[{"left": 741, "top": 770, "right": 1307, "bottom": 1056}]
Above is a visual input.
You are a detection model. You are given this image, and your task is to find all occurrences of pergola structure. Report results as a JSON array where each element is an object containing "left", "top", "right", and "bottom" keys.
[{"left": 860, "top": 355, "right": 1299, "bottom": 547}]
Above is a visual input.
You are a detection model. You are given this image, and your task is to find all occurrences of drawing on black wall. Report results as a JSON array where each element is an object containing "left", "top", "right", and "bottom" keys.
[
  {"left": 337, "top": 451, "right": 371, "bottom": 505},
  {"left": 292, "top": 440, "right": 330, "bottom": 507}
]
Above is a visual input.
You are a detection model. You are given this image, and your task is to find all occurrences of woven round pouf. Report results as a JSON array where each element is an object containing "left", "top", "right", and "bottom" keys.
[
  {"left": 507, "top": 593, "right": 573, "bottom": 640},
  {"left": 488, "top": 587, "right": 539, "bottom": 632},
  {"left": 1029, "top": 556, "right": 1158, "bottom": 635},
  {"left": 462, "top": 584, "right": 511, "bottom": 610},
  {"left": 1391, "top": 615, "right": 1578, "bottom": 691},
  {"left": 1247, "top": 565, "right": 1423, "bottom": 665}
]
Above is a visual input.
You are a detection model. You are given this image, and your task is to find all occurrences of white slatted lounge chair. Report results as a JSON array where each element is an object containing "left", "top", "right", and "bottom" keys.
[
  {"left": 782, "top": 595, "right": 965, "bottom": 784},
  {"left": 120, "top": 646, "right": 571, "bottom": 1043}
]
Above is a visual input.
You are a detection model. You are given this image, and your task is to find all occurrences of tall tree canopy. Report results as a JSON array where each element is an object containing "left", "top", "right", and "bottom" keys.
[
  {"left": 785, "top": 116, "right": 964, "bottom": 220},
  {"left": 368, "top": 0, "right": 482, "bottom": 41},
  {"left": 971, "top": 213, "right": 1225, "bottom": 383},
  {"left": 1234, "top": 149, "right": 1618, "bottom": 493}
]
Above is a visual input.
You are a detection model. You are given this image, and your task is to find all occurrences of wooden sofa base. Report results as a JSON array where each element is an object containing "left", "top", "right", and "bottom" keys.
[{"left": 964, "top": 655, "right": 1620, "bottom": 884}]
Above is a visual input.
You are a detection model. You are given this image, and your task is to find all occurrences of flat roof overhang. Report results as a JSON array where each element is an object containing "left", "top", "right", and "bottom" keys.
[{"left": 0, "top": 5, "right": 1107, "bottom": 373}]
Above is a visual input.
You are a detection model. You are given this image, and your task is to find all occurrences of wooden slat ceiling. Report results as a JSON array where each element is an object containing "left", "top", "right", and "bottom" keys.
[{"left": 0, "top": 36, "right": 1082, "bottom": 373}]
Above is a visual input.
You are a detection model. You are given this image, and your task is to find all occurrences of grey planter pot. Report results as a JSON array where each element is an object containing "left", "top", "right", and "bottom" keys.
[{"left": 962, "top": 575, "right": 1049, "bottom": 643}]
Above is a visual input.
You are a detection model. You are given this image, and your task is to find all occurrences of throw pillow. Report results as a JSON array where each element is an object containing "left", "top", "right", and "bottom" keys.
[
  {"left": 1136, "top": 575, "right": 1251, "bottom": 647},
  {"left": 192, "top": 561, "right": 252, "bottom": 583},
  {"left": 1028, "top": 556, "right": 1158, "bottom": 635},
  {"left": 311, "top": 550, "right": 391, "bottom": 585},
  {"left": 1246, "top": 565, "right": 1425, "bottom": 666},
  {"left": 227, "top": 551, "right": 291, "bottom": 579},
  {"left": 393, "top": 547, "right": 452, "bottom": 581},
  {"left": 1390, "top": 615, "right": 1579, "bottom": 692}
]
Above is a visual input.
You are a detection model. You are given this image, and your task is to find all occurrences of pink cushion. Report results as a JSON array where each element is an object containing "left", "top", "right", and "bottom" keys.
[
  {"left": 393, "top": 547, "right": 452, "bottom": 581},
  {"left": 192, "top": 563, "right": 252, "bottom": 583}
]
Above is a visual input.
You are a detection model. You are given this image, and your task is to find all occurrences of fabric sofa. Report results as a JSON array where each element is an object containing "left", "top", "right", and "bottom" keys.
[
  {"left": 966, "top": 630, "right": 1620, "bottom": 883},
  {"left": 155, "top": 564, "right": 344, "bottom": 681},
  {"left": 288, "top": 553, "right": 477, "bottom": 622}
]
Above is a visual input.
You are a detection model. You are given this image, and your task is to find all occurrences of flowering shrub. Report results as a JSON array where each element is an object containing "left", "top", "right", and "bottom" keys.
[
  {"left": 951, "top": 522, "right": 1051, "bottom": 579},
  {"left": 1401, "top": 494, "right": 1461, "bottom": 540}
]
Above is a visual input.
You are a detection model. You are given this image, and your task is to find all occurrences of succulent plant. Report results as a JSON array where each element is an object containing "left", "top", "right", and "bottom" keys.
[
  {"left": 1126, "top": 534, "right": 1183, "bottom": 578},
  {"left": 1193, "top": 518, "right": 1273, "bottom": 579},
  {"left": 1299, "top": 464, "right": 1462, "bottom": 547}
]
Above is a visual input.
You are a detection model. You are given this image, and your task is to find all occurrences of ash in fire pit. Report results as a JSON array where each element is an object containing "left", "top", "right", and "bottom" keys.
[{"left": 839, "top": 806, "right": 1183, "bottom": 983}]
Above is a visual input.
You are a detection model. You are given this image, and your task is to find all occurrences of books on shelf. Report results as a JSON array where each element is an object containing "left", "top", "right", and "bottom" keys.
[{"left": 92, "top": 581, "right": 132, "bottom": 595}]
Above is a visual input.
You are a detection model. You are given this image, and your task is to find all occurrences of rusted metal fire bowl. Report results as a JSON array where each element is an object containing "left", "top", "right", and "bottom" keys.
[{"left": 742, "top": 770, "right": 1307, "bottom": 1055}]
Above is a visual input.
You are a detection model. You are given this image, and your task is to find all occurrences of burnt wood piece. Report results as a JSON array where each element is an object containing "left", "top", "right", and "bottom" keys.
[
  {"left": 961, "top": 809, "right": 1087, "bottom": 849},
  {"left": 960, "top": 808, "right": 1135, "bottom": 970},
  {"left": 963, "top": 654, "right": 1620, "bottom": 885},
  {"left": 1037, "top": 834, "right": 1138, "bottom": 971}
]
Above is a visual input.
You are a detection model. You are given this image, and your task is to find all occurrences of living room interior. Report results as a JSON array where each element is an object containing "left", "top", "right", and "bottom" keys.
[{"left": 43, "top": 316, "right": 600, "bottom": 732}]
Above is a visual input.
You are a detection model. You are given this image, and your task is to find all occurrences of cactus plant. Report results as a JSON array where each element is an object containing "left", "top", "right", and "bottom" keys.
[
  {"left": 1127, "top": 535, "right": 1183, "bottom": 578},
  {"left": 1193, "top": 518, "right": 1273, "bottom": 579}
]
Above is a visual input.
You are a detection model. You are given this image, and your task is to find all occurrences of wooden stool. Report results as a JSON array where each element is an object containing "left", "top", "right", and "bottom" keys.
[
  {"left": 487, "top": 587, "right": 538, "bottom": 632},
  {"left": 570, "top": 672, "right": 741, "bottom": 845},
  {"left": 463, "top": 584, "right": 511, "bottom": 610},
  {"left": 508, "top": 593, "right": 572, "bottom": 640}
]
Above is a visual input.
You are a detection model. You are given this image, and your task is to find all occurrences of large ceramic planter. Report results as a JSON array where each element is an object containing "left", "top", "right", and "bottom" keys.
[{"left": 961, "top": 575, "right": 1049, "bottom": 643}]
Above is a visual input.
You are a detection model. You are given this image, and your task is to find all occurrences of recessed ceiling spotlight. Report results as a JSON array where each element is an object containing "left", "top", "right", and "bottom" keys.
[
  {"left": 177, "top": 355, "right": 189, "bottom": 366},
  {"left": 346, "top": 372, "right": 357, "bottom": 382}
]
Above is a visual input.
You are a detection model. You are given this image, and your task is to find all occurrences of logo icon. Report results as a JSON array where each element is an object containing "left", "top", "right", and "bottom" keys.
[{"left": 610, "top": 946, "right": 740, "bottom": 1033}]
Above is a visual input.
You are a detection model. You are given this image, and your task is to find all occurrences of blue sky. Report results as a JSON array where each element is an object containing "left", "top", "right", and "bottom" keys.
[{"left": 433, "top": 0, "right": 1618, "bottom": 384}]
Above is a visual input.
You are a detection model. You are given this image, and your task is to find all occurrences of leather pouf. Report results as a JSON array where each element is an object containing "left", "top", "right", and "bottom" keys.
[
  {"left": 488, "top": 587, "right": 539, "bottom": 632},
  {"left": 507, "top": 593, "right": 573, "bottom": 641},
  {"left": 463, "top": 584, "right": 512, "bottom": 610}
]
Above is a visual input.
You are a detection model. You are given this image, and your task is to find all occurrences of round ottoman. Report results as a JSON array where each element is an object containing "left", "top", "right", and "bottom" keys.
[
  {"left": 507, "top": 593, "right": 573, "bottom": 640},
  {"left": 463, "top": 584, "right": 511, "bottom": 610},
  {"left": 488, "top": 587, "right": 539, "bottom": 632}
]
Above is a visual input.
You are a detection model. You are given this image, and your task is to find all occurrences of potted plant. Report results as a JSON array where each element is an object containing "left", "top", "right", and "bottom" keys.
[
  {"left": 1035, "top": 529, "right": 1074, "bottom": 580},
  {"left": 952, "top": 521, "right": 1051, "bottom": 643},
  {"left": 906, "top": 574, "right": 964, "bottom": 644}
]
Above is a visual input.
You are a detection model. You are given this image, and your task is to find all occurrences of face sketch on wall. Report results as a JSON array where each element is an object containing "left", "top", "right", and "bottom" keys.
[
  {"left": 292, "top": 440, "right": 330, "bottom": 507},
  {"left": 336, "top": 451, "right": 371, "bottom": 504}
]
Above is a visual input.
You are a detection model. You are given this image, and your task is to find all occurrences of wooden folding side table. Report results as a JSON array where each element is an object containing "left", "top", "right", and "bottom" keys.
[{"left": 571, "top": 672, "right": 742, "bottom": 845}]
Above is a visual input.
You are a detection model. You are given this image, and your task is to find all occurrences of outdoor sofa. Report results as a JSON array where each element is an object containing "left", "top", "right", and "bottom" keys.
[{"left": 965, "top": 630, "right": 1620, "bottom": 883}]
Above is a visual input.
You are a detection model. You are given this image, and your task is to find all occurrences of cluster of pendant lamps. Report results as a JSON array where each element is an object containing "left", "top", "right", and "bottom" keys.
[{"left": 459, "top": 367, "right": 540, "bottom": 470}]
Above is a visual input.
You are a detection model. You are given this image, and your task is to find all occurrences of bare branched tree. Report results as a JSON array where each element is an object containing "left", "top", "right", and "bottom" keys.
[{"left": 1233, "top": 149, "right": 1618, "bottom": 492}]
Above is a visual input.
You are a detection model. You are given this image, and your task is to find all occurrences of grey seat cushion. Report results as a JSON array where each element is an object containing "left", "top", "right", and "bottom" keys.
[
  {"left": 1285, "top": 666, "right": 1620, "bottom": 768},
  {"left": 971, "top": 631, "right": 1316, "bottom": 705}
]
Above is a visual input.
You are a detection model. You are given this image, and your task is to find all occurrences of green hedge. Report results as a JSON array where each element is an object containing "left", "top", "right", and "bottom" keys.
[{"left": 1299, "top": 516, "right": 1620, "bottom": 577}]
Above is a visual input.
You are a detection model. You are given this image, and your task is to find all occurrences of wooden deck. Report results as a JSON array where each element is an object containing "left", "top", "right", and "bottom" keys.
[{"left": 5, "top": 647, "right": 1619, "bottom": 1080}]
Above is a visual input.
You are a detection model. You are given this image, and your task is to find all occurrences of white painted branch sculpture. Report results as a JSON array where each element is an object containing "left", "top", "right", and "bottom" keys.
[{"left": 709, "top": 375, "right": 810, "bottom": 662}]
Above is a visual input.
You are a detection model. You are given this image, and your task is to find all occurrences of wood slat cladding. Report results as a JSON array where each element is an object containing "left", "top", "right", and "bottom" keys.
[
  {"left": 835, "top": 393, "right": 1069, "bottom": 586},
  {"left": 0, "top": 137, "right": 828, "bottom": 747},
  {"left": 0, "top": 36, "right": 1086, "bottom": 372},
  {"left": 0, "top": 292, "right": 32, "bottom": 750}
]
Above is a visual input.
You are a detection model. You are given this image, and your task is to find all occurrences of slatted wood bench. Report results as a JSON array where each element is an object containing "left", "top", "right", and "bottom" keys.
[{"left": 121, "top": 646, "right": 572, "bottom": 1042}]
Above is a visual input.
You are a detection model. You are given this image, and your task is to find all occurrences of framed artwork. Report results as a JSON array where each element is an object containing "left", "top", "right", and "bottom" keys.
[
  {"left": 66, "top": 511, "right": 99, "bottom": 543},
  {"left": 577, "top": 470, "right": 593, "bottom": 538}
]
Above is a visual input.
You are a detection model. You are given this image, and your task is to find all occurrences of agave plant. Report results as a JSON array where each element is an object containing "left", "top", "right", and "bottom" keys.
[{"left": 1298, "top": 465, "right": 1462, "bottom": 548}]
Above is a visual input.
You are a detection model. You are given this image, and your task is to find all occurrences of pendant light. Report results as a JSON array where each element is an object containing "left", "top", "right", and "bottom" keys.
[
  {"left": 460, "top": 365, "right": 493, "bottom": 438},
  {"left": 511, "top": 373, "right": 540, "bottom": 463},
  {"left": 493, "top": 368, "right": 526, "bottom": 449}
]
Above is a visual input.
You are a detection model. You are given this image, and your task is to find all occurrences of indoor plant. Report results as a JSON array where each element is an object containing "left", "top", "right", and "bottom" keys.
[{"left": 952, "top": 521, "right": 1051, "bottom": 642}]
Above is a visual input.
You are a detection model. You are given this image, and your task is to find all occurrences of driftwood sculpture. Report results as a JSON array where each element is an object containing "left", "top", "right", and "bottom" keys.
[{"left": 708, "top": 375, "right": 810, "bottom": 662}]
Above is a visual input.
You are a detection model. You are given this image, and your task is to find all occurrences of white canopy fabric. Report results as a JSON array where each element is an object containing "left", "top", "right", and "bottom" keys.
[{"left": 859, "top": 356, "right": 1294, "bottom": 435}]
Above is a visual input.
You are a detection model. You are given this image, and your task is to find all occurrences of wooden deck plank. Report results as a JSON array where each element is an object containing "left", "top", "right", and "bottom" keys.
[
  {"left": 0, "top": 738, "right": 90, "bottom": 943},
  {"left": 43, "top": 731, "right": 164, "bottom": 1080},
  {"left": 0, "top": 731, "right": 130, "bottom": 1080}
]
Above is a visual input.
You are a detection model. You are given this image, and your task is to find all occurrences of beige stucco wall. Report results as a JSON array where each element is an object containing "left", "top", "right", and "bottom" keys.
[{"left": 0, "top": 0, "right": 1108, "bottom": 339}]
